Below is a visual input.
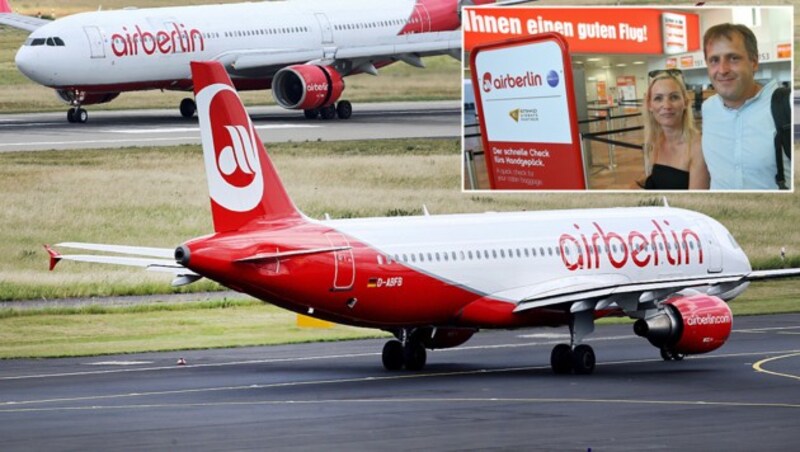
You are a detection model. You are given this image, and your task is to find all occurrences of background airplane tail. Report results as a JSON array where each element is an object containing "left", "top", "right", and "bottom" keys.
[
  {"left": 191, "top": 61, "right": 302, "bottom": 233},
  {"left": 0, "top": 0, "right": 12, "bottom": 13}
]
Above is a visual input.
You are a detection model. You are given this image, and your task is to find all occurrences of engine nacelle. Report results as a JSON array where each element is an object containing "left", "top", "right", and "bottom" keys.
[
  {"left": 271, "top": 65, "right": 344, "bottom": 110},
  {"left": 633, "top": 294, "right": 732, "bottom": 355},
  {"left": 418, "top": 328, "right": 475, "bottom": 350},
  {"left": 56, "top": 90, "right": 120, "bottom": 106}
]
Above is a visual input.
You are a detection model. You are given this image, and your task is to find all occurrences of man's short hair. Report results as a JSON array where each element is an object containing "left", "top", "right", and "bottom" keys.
[{"left": 703, "top": 23, "right": 759, "bottom": 62}]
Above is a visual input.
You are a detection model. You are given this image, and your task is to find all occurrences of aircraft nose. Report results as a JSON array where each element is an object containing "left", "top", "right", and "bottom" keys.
[{"left": 15, "top": 45, "right": 50, "bottom": 85}]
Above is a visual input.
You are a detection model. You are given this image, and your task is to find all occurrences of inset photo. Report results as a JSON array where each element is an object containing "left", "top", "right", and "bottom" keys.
[{"left": 463, "top": 5, "right": 793, "bottom": 191}]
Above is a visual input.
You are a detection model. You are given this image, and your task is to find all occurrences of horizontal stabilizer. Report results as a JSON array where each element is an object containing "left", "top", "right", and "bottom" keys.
[
  {"left": 235, "top": 246, "right": 351, "bottom": 263},
  {"left": 53, "top": 254, "right": 193, "bottom": 274},
  {"left": 56, "top": 242, "right": 174, "bottom": 258}
]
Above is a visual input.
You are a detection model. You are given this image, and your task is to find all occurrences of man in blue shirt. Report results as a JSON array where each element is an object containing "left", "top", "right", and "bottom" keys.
[{"left": 701, "top": 23, "right": 790, "bottom": 190}]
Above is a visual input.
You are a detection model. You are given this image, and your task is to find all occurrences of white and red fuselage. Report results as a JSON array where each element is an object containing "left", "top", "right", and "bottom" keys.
[
  {"left": 12, "top": 0, "right": 462, "bottom": 100},
  {"left": 179, "top": 206, "right": 751, "bottom": 330}
]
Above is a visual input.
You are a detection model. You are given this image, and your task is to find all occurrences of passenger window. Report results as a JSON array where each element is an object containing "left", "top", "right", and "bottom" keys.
[{"left": 499, "top": 249, "right": 505, "bottom": 258}]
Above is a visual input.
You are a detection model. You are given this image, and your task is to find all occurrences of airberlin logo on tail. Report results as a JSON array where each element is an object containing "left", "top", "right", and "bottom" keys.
[
  {"left": 481, "top": 71, "right": 547, "bottom": 93},
  {"left": 110, "top": 24, "right": 205, "bottom": 57},
  {"left": 196, "top": 84, "right": 263, "bottom": 212},
  {"left": 558, "top": 220, "right": 704, "bottom": 271}
]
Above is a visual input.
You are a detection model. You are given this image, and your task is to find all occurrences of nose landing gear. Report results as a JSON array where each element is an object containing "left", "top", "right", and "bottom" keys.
[{"left": 67, "top": 107, "right": 88, "bottom": 124}]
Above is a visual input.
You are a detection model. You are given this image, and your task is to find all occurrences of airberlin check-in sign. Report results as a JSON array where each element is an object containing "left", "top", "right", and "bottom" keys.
[{"left": 470, "top": 33, "right": 584, "bottom": 190}]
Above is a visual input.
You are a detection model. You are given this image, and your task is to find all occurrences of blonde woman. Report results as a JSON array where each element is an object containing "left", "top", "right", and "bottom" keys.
[{"left": 641, "top": 69, "right": 709, "bottom": 190}]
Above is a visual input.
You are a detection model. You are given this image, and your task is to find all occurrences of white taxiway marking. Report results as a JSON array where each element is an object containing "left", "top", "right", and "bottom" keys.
[
  {"left": 108, "top": 124, "right": 319, "bottom": 134},
  {"left": 85, "top": 361, "right": 154, "bottom": 366},
  {"left": 3, "top": 349, "right": 800, "bottom": 412}
]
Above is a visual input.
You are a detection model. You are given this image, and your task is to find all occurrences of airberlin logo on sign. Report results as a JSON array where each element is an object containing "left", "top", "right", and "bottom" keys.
[
  {"left": 481, "top": 70, "right": 550, "bottom": 93},
  {"left": 197, "top": 84, "right": 264, "bottom": 213},
  {"left": 558, "top": 219, "right": 704, "bottom": 271},
  {"left": 110, "top": 23, "right": 205, "bottom": 57}
]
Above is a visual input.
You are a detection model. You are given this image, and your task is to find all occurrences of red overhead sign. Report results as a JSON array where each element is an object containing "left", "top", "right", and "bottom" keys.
[{"left": 464, "top": 8, "right": 700, "bottom": 55}]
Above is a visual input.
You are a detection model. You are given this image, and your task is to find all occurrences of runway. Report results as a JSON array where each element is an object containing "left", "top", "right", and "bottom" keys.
[
  {"left": 1, "top": 313, "right": 799, "bottom": 450},
  {"left": 0, "top": 100, "right": 460, "bottom": 152}
]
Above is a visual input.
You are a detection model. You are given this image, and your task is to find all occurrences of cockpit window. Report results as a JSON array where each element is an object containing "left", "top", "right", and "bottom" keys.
[{"left": 25, "top": 37, "right": 65, "bottom": 47}]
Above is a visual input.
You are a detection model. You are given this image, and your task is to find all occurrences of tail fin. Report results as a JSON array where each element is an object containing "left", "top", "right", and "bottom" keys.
[
  {"left": 191, "top": 61, "right": 302, "bottom": 233},
  {"left": 0, "top": 0, "right": 12, "bottom": 13}
]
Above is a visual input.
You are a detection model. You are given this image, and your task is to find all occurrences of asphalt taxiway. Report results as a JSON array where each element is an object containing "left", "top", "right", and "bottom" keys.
[
  {"left": 0, "top": 101, "right": 459, "bottom": 152},
  {"left": 1, "top": 313, "right": 799, "bottom": 450}
]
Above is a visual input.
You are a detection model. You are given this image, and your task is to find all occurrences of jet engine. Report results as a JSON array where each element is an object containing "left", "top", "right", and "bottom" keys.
[
  {"left": 633, "top": 294, "right": 732, "bottom": 356},
  {"left": 271, "top": 64, "right": 344, "bottom": 110},
  {"left": 56, "top": 89, "right": 120, "bottom": 106}
]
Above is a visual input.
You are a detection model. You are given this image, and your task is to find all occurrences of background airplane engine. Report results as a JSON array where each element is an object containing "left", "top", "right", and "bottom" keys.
[
  {"left": 633, "top": 294, "right": 733, "bottom": 355},
  {"left": 271, "top": 65, "right": 344, "bottom": 110},
  {"left": 55, "top": 89, "right": 120, "bottom": 106},
  {"left": 418, "top": 328, "right": 475, "bottom": 349}
]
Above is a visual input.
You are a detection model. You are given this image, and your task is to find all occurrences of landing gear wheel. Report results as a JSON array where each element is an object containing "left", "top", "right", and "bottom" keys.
[
  {"left": 75, "top": 108, "right": 88, "bottom": 123},
  {"left": 572, "top": 344, "right": 596, "bottom": 375},
  {"left": 660, "top": 347, "right": 685, "bottom": 361},
  {"left": 550, "top": 343, "right": 572, "bottom": 374},
  {"left": 180, "top": 98, "right": 196, "bottom": 118},
  {"left": 303, "top": 108, "right": 319, "bottom": 119},
  {"left": 320, "top": 104, "right": 336, "bottom": 120},
  {"left": 382, "top": 340, "right": 404, "bottom": 371},
  {"left": 336, "top": 100, "right": 352, "bottom": 119},
  {"left": 67, "top": 108, "right": 76, "bottom": 123},
  {"left": 403, "top": 342, "right": 427, "bottom": 371}
]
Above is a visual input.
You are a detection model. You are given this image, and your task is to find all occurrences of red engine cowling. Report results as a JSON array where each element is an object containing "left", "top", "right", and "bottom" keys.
[
  {"left": 56, "top": 89, "right": 120, "bottom": 106},
  {"left": 633, "top": 294, "right": 732, "bottom": 355},
  {"left": 271, "top": 65, "right": 344, "bottom": 110}
]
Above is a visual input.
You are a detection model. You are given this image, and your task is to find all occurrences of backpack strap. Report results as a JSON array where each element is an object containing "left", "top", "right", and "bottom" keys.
[{"left": 771, "top": 86, "right": 791, "bottom": 189}]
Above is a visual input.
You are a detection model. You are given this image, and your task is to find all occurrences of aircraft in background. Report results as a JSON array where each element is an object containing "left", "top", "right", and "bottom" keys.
[
  {"left": 46, "top": 60, "right": 800, "bottom": 375},
  {"left": 0, "top": 0, "right": 495, "bottom": 123}
]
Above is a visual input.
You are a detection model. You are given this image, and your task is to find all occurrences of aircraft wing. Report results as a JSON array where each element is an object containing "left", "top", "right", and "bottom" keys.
[
  {"left": 45, "top": 243, "right": 201, "bottom": 287},
  {"left": 510, "top": 268, "right": 800, "bottom": 314},
  {"left": 229, "top": 30, "right": 461, "bottom": 72},
  {"left": 0, "top": 12, "right": 50, "bottom": 32}
]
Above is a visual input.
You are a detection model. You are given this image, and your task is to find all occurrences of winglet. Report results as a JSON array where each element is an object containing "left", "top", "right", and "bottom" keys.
[
  {"left": 0, "top": 0, "right": 12, "bottom": 13},
  {"left": 43, "top": 244, "right": 61, "bottom": 271},
  {"left": 662, "top": 196, "right": 670, "bottom": 208}
]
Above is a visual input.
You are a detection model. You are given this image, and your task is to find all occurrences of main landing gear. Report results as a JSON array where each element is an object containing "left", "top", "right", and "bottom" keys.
[
  {"left": 67, "top": 107, "right": 88, "bottom": 124},
  {"left": 382, "top": 329, "right": 427, "bottom": 371},
  {"left": 550, "top": 310, "right": 597, "bottom": 375},
  {"left": 303, "top": 100, "right": 352, "bottom": 120},
  {"left": 180, "top": 98, "right": 197, "bottom": 118}
]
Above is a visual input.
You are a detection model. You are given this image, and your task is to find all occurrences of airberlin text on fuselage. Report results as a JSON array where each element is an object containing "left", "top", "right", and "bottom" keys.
[
  {"left": 111, "top": 24, "right": 205, "bottom": 57},
  {"left": 558, "top": 219, "right": 704, "bottom": 271}
]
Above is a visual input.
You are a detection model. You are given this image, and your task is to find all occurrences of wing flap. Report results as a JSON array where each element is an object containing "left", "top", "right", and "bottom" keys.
[
  {"left": 230, "top": 30, "right": 461, "bottom": 71},
  {"left": 512, "top": 273, "right": 747, "bottom": 313}
]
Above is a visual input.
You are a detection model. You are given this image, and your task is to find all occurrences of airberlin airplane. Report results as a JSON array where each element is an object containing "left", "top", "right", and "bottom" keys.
[
  {"left": 0, "top": 0, "right": 495, "bottom": 124},
  {"left": 47, "top": 61, "right": 800, "bottom": 375}
]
